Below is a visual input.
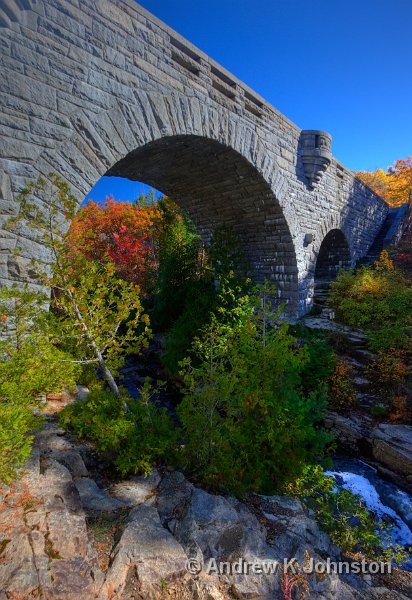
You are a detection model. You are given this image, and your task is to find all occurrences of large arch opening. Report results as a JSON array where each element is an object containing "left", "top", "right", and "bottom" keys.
[
  {"left": 103, "top": 135, "right": 299, "bottom": 312},
  {"left": 314, "top": 229, "right": 351, "bottom": 306}
]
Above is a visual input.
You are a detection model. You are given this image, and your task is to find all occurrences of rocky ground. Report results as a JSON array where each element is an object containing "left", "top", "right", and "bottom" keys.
[
  {"left": 312, "top": 215, "right": 412, "bottom": 486},
  {"left": 304, "top": 314, "right": 412, "bottom": 495},
  {"left": 1, "top": 403, "right": 412, "bottom": 600}
]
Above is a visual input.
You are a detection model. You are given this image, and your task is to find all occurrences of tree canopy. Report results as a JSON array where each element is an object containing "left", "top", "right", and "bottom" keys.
[{"left": 356, "top": 156, "right": 412, "bottom": 207}]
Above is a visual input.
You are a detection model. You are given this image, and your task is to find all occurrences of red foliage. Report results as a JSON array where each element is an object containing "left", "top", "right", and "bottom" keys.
[
  {"left": 107, "top": 225, "right": 152, "bottom": 283},
  {"left": 67, "top": 197, "right": 163, "bottom": 292}
]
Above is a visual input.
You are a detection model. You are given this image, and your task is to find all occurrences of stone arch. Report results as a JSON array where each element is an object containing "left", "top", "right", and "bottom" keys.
[
  {"left": 315, "top": 229, "right": 352, "bottom": 280},
  {"left": 106, "top": 134, "right": 300, "bottom": 311},
  {"left": 299, "top": 215, "right": 354, "bottom": 311},
  {"left": 313, "top": 228, "right": 351, "bottom": 306},
  {"left": 5, "top": 91, "right": 300, "bottom": 311},
  {"left": 5, "top": 126, "right": 300, "bottom": 310}
]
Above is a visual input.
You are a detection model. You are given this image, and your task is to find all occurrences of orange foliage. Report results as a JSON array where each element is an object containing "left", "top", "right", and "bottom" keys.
[
  {"left": 356, "top": 156, "right": 412, "bottom": 207},
  {"left": 328, "top": 358, "right": 356, "bottom": 411},
  {"left": 387, "top": 157, "right": 412, "bottom": 206},
  {"left": 368, "top": 352, "right": 407, "bottom": 390},
  {"left": 68, "top": 196, "right": 159, "bottom": 259},
  {"left": 389, "top": 395, "right": 412, "bottom": 424},
  {"left": 373, "top": 249, "right": 394, "bottom": 272},
  {"left": 356, "top": 167, "right": 388, "bottom": 199}
]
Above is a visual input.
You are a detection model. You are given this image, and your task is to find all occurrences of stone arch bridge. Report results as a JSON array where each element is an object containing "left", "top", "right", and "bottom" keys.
[{"left": 0, "top": 0, "right": 388, "bottom": 315}]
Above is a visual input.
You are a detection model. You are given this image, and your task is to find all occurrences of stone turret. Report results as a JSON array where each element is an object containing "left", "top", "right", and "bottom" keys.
[{"left": 300, "top": 130, "right": 332, "bottom": 188}]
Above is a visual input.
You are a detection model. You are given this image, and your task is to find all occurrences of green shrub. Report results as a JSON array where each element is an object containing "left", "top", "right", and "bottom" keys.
[
  {"left": 161, "top": 278, "right": 216, "bottom": 375},
  {"left": 177, "top": 283, "right": 332, "bottom": 496},
  {"left": 151, "top": 215, "right": 216, "bottom": 374},
  {"left": 329, "top": 267, "right": 389, "bottom": 327},
  {"left": 60, "top": 382, "right": 177, "bottom": 477},
  {"left": 0, "top": 401, "right": 39, "bottom": 485},
  {"left": 0, "top": 339, "right": 80, "bottom": 402},
  {"left": 329, "top": 263, "right": 412, "bottom": 354},
  {"left": 209, "top": 225, "right": 250, "bottom": 285},
  {"left": 0, "top": 285, "right": 80, "bottom": 484},
  {"left": 0, "top": 345, "right": 77, "bottom": 484},
  {"left": 153, "top": 218, "right": 209, "bottom": 331},
  {"left": 286, "top": 465, "right": 408, "bottom": 564},
  {"left": 371, "top": 404, "right": 390, "bottom": 418},
  {"left": 368, "top": 322, "right": 409, "bottom": 353},
  {"left": 157, "top": 223, "right": 251, "bottom": 375},
  {"left": 291, "top": 325, "right": 337, "bottom": 393}
]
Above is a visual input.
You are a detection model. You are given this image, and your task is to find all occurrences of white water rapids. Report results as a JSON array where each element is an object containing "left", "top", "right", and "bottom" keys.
[{"left": 326, "top": 458, "right": 412, "bottom": 568}]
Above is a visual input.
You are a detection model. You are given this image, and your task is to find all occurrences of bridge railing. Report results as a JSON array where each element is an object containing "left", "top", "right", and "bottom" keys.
[{"left": 166, "top": 34, "right": 272, "bottom": 123}]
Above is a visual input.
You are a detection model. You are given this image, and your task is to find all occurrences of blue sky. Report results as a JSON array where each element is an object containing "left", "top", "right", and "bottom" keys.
[
  {"left": 83, "top": 178, "right": 163, "bottom": 205},
  {"left": 86, "top": 0, "right": 411, "bottom": 204}
]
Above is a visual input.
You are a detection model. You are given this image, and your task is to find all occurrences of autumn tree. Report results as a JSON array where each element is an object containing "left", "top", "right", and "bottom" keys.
[
  {"left": 356, "top": 156, "right": 412, "bottom": 207},
  {"left": 6, "top": 175, "right": 151, "bottom": 410},
  {"left": 67, "top": 196, "right": 167, "bottom": 293},
  {"left": 356, "top": 167, "right": 388, "bottom": 199},
  {"left": 387, "top": 157, "right": 412, "bottom": 206}
]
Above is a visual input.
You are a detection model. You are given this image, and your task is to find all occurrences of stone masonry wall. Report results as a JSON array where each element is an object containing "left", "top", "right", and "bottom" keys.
[{"left": 0, "top": 0, "right": 388, "bottom": 314}]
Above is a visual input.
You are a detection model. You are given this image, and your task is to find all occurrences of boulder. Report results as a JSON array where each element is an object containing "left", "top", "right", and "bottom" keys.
[
  {"left": 371, "top": 424, "right": 412, "bottom": 478},
  {"left": 178, "top": 487, "right": 271, "bottom": 562},
  {"left": 3, "top": 417, "right": 411, "bottom": 600},
  {"left": 74, "top": 478, "right": 128, "bottom": 512},
  {"left": 260, "top": 495, "right": 337, "bottom": 559},
  {"left": 158, "top": 482, "right": 279, "bottom": 599},
  {"left": 75, "top": 384, "right": 90, "bottom": 399},
  {"left": 103, "top": 504, "right": 188, "bottom": 599},
  {"left": 53, "top": 450, "right": 89, "bottom": 478},
  {"left": 157, "top": 470, "right": 194, "bottom": 525},
  {"left": 324, "top": 411, "right": 373, "bottom": 452},
  {"left": 0, "top": 453, "right": 104, "bottom": 600},
  {"left": 303, "top": 316, "right": 367, "bottom": 344}
]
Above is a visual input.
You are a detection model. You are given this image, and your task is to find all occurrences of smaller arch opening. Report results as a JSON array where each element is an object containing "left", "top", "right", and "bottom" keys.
[{"left": 314, "top": 229, "right": 351, "bottom": 307}]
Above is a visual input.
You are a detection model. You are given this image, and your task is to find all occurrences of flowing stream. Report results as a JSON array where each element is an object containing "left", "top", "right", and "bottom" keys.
[{"left": 327, "top": 456, "right": 412, "bottom": 569}]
